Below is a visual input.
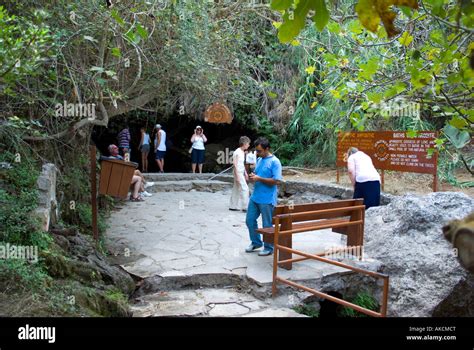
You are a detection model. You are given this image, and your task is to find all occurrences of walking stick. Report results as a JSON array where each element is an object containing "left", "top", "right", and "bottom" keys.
[{"left": 207, "top": 145, "right": 283, "bottom": 182}]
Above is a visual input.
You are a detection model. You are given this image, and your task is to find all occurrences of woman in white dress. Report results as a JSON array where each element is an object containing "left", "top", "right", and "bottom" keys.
[{"left": 229, "top": 136, "right": 251, "bottom": 212}]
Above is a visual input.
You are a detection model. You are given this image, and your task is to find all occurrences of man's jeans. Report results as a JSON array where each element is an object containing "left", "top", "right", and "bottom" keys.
[{"left": 246, "top": 199, "right": 274, "bottom": 251}]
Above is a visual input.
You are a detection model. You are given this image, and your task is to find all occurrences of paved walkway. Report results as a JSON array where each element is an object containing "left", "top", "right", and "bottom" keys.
[{"left": 106, "top": 188, "right": 346, "bottom": 284}]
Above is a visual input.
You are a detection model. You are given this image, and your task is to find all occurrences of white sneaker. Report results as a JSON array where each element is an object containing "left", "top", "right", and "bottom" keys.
[
  {"left": 140, "top": 191, "right": 152, "bottom": 197},
  {"left": 144, "top": 181, "right": 155, "bottom": 188}
]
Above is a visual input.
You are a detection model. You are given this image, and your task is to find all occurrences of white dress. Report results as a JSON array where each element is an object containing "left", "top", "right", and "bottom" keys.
[{"left": 229, "top": 148, "right": 249, "bottom": 210}]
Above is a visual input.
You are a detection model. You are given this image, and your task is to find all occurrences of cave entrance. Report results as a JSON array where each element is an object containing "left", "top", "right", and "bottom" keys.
[{"left": 92, "top": 113, "right": 258, "bottom": 173}]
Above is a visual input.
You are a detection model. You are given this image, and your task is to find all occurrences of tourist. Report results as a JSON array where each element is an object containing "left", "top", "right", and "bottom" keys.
[
  {"left": 107, "top": 144, "right": 123, "bottom": 160},
  {"left": 245, "top": 148, "right": 257, "bottom": 174},
  {"left": 138, "top": 127, "right": 151, "bottom": 173},
  {"left": 229, "top": 136, "right": 250, "bottom": 212},
  {"left": 190, "top": 125, "right": 207, "bottom": 173},
  {"left": 346, "top": 147, "right": 381, "bottom": 209},
  {"left": 108, "top": 144, "right": 145, "bottom": 201},
  {"left": 154, "top": 124, "right": 166, "bottom": 173},
  {"left": 117, "top": 126, "right": 131, "bottom": 158},
  {"left": 134, "top": 169, "right": 152, "bottom": 197},
  {"left": 245, "top": 137, "right": 283, "bottom": 256}
]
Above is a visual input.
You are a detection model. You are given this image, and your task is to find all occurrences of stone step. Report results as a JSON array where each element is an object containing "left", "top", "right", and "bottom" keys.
[
  {"left": 143, "top": 172, "right": 233, "bottom": 183},
  {"left": 130, "top": 288, "right": 286, "bottom": 317},
  {"left": 145, "top": 179, "right": 232, "bottom": 193}
]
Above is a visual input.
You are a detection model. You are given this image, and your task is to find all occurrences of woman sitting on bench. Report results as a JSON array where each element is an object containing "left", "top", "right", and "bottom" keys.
[{"left": 108, "top": 144, "right": 147, "bottom": 201}]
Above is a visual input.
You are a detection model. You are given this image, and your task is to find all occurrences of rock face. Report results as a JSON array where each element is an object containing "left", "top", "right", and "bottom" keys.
[
  {"left": 363, "top": 192, "right": 474, "bottom": 316},
  {"left": 44, "top": 227, "right": 136, "bottom": 316},
  {"left": 280, "top": 180, "right": 394, "bottom": 205},
  {"left": 35, "top": 163, "right": 58, "bottom": 231}
]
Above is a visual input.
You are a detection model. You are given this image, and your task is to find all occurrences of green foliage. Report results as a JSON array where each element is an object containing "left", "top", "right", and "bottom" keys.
[
  {"left": 0, "top": 151, "right": 51, "bottom": 248},
  {"left": 0, "top": 6, "right": 55, "bottom": 96},
  {"left": 294, "top": 303, "right": 320, "bottom": 317},
  {"left": 74, "top": 203, "right": 108, "bottom": 236},
  {"left": 104, "top": 288, "right": 128, "bottom": 305},
  {"left": 0, "top": 258, "right": 52, "bottom": 292},
  {"left": 271, "top": 0, "right": 418, "bottom": 42},
  {"left": 339, "top": 292, "right": 379, "bottom": 317},
  {"left": 268, "top": 0, "right": 472, "bottom": 182}
]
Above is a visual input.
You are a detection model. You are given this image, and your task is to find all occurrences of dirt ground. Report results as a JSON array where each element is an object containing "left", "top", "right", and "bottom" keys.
[{"left": 283, "top": 167, "right": 474, "bottom": 198}]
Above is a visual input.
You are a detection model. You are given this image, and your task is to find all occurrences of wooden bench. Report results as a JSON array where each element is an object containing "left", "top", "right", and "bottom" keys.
[
  {"left": 264, "top": 199, "right": 390, "bottom": 317},
  {"left": 256, "top": 199, "right": 365, "bottom": 270}
]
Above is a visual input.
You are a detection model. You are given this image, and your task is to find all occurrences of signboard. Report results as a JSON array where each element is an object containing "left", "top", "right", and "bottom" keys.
[
  {"left": 336, "top": 131, "right": 438, "bottom": 191},
  {"left": 204, "top": 103, "right": 233, "bottom": 124}
]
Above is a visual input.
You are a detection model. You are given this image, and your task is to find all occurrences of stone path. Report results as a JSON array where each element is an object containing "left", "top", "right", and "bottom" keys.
[
  {"left": 105, "top": 174, "right": 356, "bottom": 317},
  {"left": 106, "top": 190, "right": 346, "bottom": 283}
]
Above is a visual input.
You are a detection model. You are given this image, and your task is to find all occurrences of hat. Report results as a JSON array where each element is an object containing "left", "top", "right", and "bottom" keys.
[
  {"left": 155, "top": 124, "right": 161, "bottom": 129},
  {"left": 196, "top": 125, "right": 202, "bottom": 129}
]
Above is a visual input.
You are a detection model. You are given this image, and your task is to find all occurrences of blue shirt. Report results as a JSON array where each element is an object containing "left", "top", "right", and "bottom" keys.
[{"left": 251, "top": 155, "right": 282, "bottom": 206}]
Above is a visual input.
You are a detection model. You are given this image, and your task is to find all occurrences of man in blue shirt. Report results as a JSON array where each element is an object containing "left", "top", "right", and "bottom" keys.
[{"left": 245, "top": 137, "right": 283, "bottom": 256}]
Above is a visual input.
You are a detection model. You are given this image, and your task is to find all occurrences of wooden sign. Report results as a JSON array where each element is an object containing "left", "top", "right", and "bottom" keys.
[
  {"left": 336, "top": 131, "right": 438, "bottom": 191},
  {"left": 204, "top": 102, "right": 233, "bottom": 124}
]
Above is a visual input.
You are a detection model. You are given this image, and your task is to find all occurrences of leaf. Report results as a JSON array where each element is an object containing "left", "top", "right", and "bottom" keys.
[
  {"left": 443, "top": 124, "right": 471, "bottom": 149},
  {"left": 313, "top": 0, "right": 329, "bottom": 31},
  {"left": 135, "top": 23, "right": 148, "bottom": 40},
  {"left": 394, "top": 82, "right": 407, "bottom": 93},
  {"left": 330, "top": 89, "right": 341, "bottom": 98},
  {"left": 430, "top": 0, "right": 444, "bottom": 15},
  {"left": 111, "top": 47, "right": 121, "bottom": 57},
  {"left": 271, "top": 0, "right": 293, "bottom": 11},
  {"left": 272, "top": 21, "right": 282, "bottom": 29},
  {"left": 398, "top": 31, "right": 413, "bottom": 46},
  {"left": 267, "top": 91, "right": 278, "bottom": 98},
  {"left": 327, "top": 21, "right": 341, "bottom": 34},
  {"left": 449, "top": 116, "right": 468, "bottom": 129},
  {"left": 359, "top": 57, "right": 378, "bottom": 80},
  {"left": 110, "top": 9, "right": 125, "bottom": 26},
  {"left": 277, "top": 0, "right": 312, "bottom": 43},
  {"left": 125, "top": 30, "right": 140, "bottom": 44},
  {"left": 367, "top": 91, "right": 382, "bottom": 104},
  {"left": 355, "top": 0, "right": 418, "bottom": 38},
  {"left": 305, "top": 65, "right": 316, "bottom": 74}
]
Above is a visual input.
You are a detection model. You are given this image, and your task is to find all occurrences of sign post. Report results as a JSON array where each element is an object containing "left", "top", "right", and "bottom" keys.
[{"left": 90, "top": 145, "right": 99, "bottom": 243}]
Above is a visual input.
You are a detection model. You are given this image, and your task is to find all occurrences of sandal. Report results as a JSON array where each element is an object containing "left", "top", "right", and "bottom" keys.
[{"left": 130, "top": 195, "right": 145, "bottom": 202}]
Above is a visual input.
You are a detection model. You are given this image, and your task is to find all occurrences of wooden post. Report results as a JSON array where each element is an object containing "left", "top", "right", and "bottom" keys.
[
  {"left": 90, "top": 145, "right": 99, "bottom": 243},
  {"left": 336, "top": 167, "right": 340, "bottom": 184},
  {"left": 279, "top": 206, "right": 292, "bottom": 270},
  {"left": 381, "top": 169, "right": 385, "bottom": 192},
  {"left": 272, "top": 217, "right": 280, "bottom": 297}
]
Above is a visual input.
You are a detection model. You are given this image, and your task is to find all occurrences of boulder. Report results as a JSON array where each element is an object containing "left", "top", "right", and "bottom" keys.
[
  {"left": 35, "top": 163, "right": 59, "bottom": 231},
  {"left": 280, "top": 180, "right": 394, "bottom": 205},
  {"left": 363, "top": 192, "right": 474, "bottom": 316}
]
